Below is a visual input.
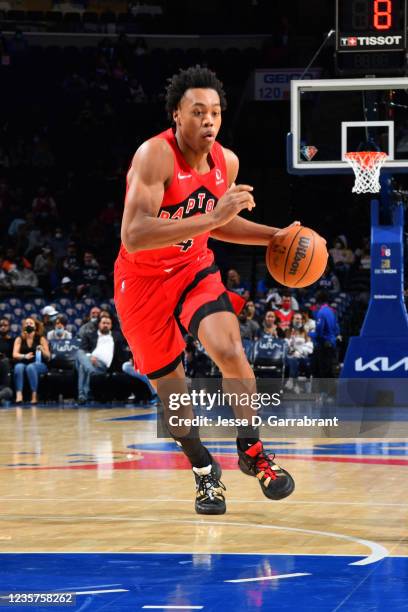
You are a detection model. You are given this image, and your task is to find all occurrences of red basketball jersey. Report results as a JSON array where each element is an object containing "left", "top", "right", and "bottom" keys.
[{"left": 118, "top": 128, "right": 228, "bottom": 273}]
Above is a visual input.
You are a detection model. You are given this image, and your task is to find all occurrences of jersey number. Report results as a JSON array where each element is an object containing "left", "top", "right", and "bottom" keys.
[{"left": 175, "top": 239, "right": 194, "bottom": 252}]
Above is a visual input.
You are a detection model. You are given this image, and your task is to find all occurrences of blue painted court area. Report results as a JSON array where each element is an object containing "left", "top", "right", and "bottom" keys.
[{"left": 0, "top": 553, "right": 407, "bottom": 611}]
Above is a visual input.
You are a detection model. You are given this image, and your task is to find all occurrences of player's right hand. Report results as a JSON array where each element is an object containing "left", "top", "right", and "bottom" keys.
[{"left": 212, "top": 184, "right": 255, "bottom": 227}]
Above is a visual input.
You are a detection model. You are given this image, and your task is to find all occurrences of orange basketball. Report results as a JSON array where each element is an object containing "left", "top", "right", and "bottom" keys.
[{"left": 266, "top": 226, "right": 328, "bottom": 289}]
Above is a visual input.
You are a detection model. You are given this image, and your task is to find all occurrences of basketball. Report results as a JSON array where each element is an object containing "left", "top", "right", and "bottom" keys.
[{"left": 266, "top": 226, "right": 328, "bottom": 288}]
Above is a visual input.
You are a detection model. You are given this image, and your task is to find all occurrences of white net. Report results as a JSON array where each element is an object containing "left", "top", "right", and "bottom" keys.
[{"left": 345, "top": 151, "right": 388, "bottom": 194}]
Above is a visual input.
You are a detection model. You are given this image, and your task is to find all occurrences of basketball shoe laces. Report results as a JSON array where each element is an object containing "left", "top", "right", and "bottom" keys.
[
  {"left": 196, "top": 471, "right": 226, "bottom": 502},
  {"left": 253, "top": 450, "right": 281, "bottom": 486}
]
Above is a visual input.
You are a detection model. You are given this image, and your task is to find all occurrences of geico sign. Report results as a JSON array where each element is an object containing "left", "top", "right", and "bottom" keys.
[
  {"left": 341, "top": 36, "right": 403, "bottom": 47},
  {"left": 355, "top": 357, "right": 408, "bottom": 372}
]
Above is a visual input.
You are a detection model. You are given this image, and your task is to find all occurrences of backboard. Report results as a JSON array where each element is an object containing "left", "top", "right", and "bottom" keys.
[{"left": 287, "top": 77, "right": 408, "bottom": 175}]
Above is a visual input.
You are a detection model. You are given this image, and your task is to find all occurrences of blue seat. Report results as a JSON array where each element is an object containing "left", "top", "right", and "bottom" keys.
[
  {"left": 13, "top": 308, "right": 24, "bottom": 320},
  {"left": 242, "top": 338, "right": 254, "bottom": 364},
  {"left": 74, "top": 303, "right": 85, "bottom": 313},
  {"left": 57, "top": 298, "right": 72, "bottom": 308},
  {"left": 253, "top": 335, "right": 287, "bottom": 379},
  {"left": 8, "top": 298, "right": 22, "bottom": 308}
]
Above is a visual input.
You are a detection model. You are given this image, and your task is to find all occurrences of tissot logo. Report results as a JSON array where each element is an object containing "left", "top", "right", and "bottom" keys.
[
  {"left": 340, "top": 35, "right": 403, "bottom": 48},
  {"left": 355, "top": 357, "right": 408, "bottom": 372}
]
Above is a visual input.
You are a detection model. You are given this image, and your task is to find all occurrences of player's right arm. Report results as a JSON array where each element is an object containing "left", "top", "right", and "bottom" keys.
[{"left": 121, "top": 139, "right": 255, "bottom": 253}]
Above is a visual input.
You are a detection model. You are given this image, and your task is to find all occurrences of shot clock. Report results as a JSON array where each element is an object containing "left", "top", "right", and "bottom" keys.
[{"left": 335, "top": 0, "right": 407, "bottom": 74}]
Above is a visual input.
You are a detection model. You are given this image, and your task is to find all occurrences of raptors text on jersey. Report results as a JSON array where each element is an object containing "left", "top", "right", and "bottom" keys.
[{"left": 119, "top": 128, "right": 228, "bottom": 272}]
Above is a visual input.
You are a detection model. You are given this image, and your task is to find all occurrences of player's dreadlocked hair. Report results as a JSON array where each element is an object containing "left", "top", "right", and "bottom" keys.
[{"left": 165, "top": 65, "right": 227, "bottom": 121}]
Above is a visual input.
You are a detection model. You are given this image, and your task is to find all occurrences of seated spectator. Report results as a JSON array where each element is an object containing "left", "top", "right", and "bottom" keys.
[
  {"left": 0, "top": 317, "right": 14, "bottom": 360},
  {"left": 122, "top": 358, "right": 159, "bottom": 405},
  {"left": 184, "top": 336, "right": 213, "bottom": 377},
  {"left": 75, "top": 315, "right": 124, "bottom": 404},
  {"left": 41, "top": 305, "right": 60, "bottom": 335},
  {"left": 274, "top": 293, "right": 294, "bottom": 331},
  {"left": 33, "top": 246, "right": 56, "bottom": 294},
  {"left": 329, "top": 235, "right": 354, "bottom": 284},
  {"left": 285, "top": 321, "right": 314, "bottom": 393},
  {"left": 238, "top": 304, "right": 260, "bottom": 341},
  {"left": 2, "top": 247, "right": 31, "bottom": 272},
  {"left": 226, "top": 269, "right": 250, "bottom": 300},
  {"left": 354, "top": 237, "right": 371, "bottom": 270},
  {"left": 77, "top": 251, "right": 101, "bottom": 298},
  {"left": 262, "top": 311, "right": 284, "bottom": 338},
  {"left": 59, "top": 241, "right": 81, "bottom": 279},
  {"left": 301, "top": 309, "right": 316, "bottom": 334},
  {"left": 32, "top": 185, "right": 57, "bottom": 221},
  {"left": 0, "top": 317, "right": 14, "bottom": 404},
  {"left": 245, "top": 300, "right": 261, "bottom": 324},
  {"left": 49, "top": 227, "right": 69, "bottom": 260},
  {"left": 53, "top": 276, "right": 77, "bottom": 300},
  {"left": 47, "top": 315, "right": 72, "bottom": 341},
  {"left": 265, "top": 287, "right": 299, "bottom": 310},
  {"left": 314, "top": 261, "right": 341, "bottom": 293},
  {"left": 0, "top": 256, "right": 12, "bottom": 293},
  {"left": 9, "top": 257, "right": 42, "bottom": 296},
  {"left": 78, "top": 306, "right": 101, "bottom": 338},
  {"left": 12, "top": 316, "right": 50, "bottom": 404}
]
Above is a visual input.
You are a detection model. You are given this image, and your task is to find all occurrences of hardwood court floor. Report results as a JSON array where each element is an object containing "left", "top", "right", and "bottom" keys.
[{"left": 0, "top": 404, "right": 407, "bottom": 561}]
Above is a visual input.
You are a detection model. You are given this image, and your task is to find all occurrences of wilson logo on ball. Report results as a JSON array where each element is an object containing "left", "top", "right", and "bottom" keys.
[
  {"left": 266, "top": 225, "right": 328, "bottom": 289},
  {"left": 288, "top": 237, "right": 311, "bottom": 276}
]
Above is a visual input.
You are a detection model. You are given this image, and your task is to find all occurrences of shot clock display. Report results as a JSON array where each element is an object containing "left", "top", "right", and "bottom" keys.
[
  {"left": 336, "top": 0, "right": 407, "bottom": 74},
  {"left": 336, "top": 0, "right": 407, "bottom": 51}
]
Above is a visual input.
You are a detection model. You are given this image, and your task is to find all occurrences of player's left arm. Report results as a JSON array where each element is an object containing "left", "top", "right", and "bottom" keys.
[{"left": 210, "top": 148, "right": 297, "bottom": 246}]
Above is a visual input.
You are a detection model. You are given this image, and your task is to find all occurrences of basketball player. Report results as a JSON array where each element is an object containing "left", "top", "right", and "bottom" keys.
[{"left": 115, "top": 66, "right": 296, "bottom": 515}]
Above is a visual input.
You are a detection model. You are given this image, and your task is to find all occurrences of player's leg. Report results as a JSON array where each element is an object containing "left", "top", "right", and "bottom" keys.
[
  {"left": 198, "top": 311, "right": 295, "bottom": 500},
  {"left": 149, "top": 362, "right": 226, "bottom": 515}
]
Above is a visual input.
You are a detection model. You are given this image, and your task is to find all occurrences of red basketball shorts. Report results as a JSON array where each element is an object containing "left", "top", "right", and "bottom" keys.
[{"left": 114, "top": 253, "right": 245, "bottom": 378}]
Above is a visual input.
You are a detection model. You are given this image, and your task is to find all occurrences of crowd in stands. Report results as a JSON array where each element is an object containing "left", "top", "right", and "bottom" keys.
[
  {"left": 0, "top": 260, "right": 345, "bottom": 404},
  {"left": 0, "top": 7, "right": 383, "bottom": 405}
]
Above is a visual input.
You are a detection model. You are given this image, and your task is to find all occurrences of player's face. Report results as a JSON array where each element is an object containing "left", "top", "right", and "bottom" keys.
[{"left": 174, "top": 88, "right": 222, "bottom": 153}]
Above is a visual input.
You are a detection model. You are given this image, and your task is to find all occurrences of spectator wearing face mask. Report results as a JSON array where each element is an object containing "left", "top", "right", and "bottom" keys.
[
  {"left": 274, "top": 293, "right": 295, "bottom": 331},
  {"left": 41, "top": 305, "right": 60, "bottom": 335},
  {"left": 49, "top": 227, "right": 68, "bottom": 260},
  {"left": 78, "top": 306, "right": 101, "bottom": 339},
  {"left": 47, "top": 315, "right": 72, "bottom": 341},
  {"left": 12, "top": 316, "right": 50, "bottom": 404}
]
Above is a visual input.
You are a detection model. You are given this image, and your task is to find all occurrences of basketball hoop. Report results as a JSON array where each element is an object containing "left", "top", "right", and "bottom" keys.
[{"left": 345, "top": 151, "right": 388, "bottom": 194}]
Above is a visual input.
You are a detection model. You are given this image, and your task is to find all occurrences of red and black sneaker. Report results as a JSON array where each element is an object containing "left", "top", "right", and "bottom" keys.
[{"left": 238, "top": 441, "right": 295, "bottom": 500}]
